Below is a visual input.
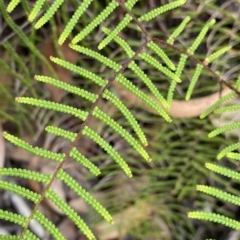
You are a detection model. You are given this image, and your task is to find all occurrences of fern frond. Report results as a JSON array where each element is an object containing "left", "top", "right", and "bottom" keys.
[
  {"left": 167, "top": 16, "right": 191, "bottom": 45},
  {"left": 7, "top": 0, "right": 21, "bottom": 12},
  {"left": 93, "top": 107, "right": 150, "bottom": 162},
  {"left": 0, "top": 168, "right": 112, "bottom": 237},
  {"left": 58, "top": 0, "right": 94, "bottom": 45},
  {"left": 214, "top": 104, "right": 240, "bottom": 114},
  {"left": 208, "top": 122, "right": 240, "bottom": 138},
  {"left": 205, "top": 46, "right": 231, "bottom": 64},
  {"left": 98, "top": 30, "right": 169, "bottom": 108},
  {"left": 0, "top": 210, "right": 40, "bottom": 240},
  {"left": 187, "top": 19, "right": 216, "bottom": 55},
  {"left": 196, "top": 185, "right": 240, "bottom": 206},
  {"left": 34, "top": 0, "right": 65, "bottom": 29},
  {"left": 28, "top": 0, "right": 45, "bottom": 22},
  {"left": 147, "top": 41, "right": 176, "bottom": 70},
  {"left": 46, "top": 125, "right": 125, "bottom": 176},
  {"left": 35, "top": 75, "right": 98, "bottom": 102},
  {"left": 205, "top": 163, "right": 240, "bottom": 181},
  {"left": 57, "top": 169, "right": 113, "bottom": 224},
  {"left": 186, "top": 47, "right": 231, "bottom": 101},
  {"left": 98, "top": 0, "right": 138, "bottom": 50},
  {"left": 70, "top": 148, "right": 101, "bottom": 176},
  {"left": 116, "top": 73, "right": 171, "bottom": 121},
  {"left": 188, "top": 212, "right": 240, "bottom": 230},
  {"left": 68, "top": 45, "right": 171, "bottom": 122},
  {"left": 200, "top": 92, "right": 236, "bottom": 119},
  {"left": 45, "top": 189, "right": 96, "bottom": 240},
  {"left": 138, "top": 0, "right": 186, "bottom": 22},
  {"left": 102, "top": 90, "right": 148, "bottom": 146},
  {"left": 217, "top": 142, "right": 240, "bottom": 160},
  {"left": 82, "top": 126, "right": 132, "bottom": 177},
  {"left": 226, "top": 152, "right": 240, "bottom": 161},
  {"left": 0, "top": 181, "right": 66, "bottom": 239},
  {"left": 167, "top": 54, "right": 187, "bottom": 106},
  {"left": 72, "top": 0, "right": 119, "bottom": 44},
  {"left": 138, "top": 52, "right": 181, "bottom": 83},
  {"left": 16, "top": 97, "right": 88, "bottom": 120},
  {"left": 50, "top": 56, "right": 106, "bottom": 87}
]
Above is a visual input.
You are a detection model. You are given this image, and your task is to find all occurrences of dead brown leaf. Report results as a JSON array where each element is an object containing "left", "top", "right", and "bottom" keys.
[{"left": 42, "top": 28, "right": 79, "bottom": 102}]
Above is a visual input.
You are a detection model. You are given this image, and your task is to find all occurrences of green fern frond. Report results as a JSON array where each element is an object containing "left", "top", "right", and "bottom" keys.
[
  {"left": 200, "top": 92, "right": 236, "bottom": 119},
  {"left": 35, "top": 75, "right": 98, "bottom": 102},
  {"left": 50, "top": 56, "right": 106, "bottom": 87},
  {"left": 0, "top": 168, "right": 112, "bottom": 231},
  {"left": 188, "top": 212, "right": 240, "bottom": 230},
  {"left": 167, "top": 54, "right": 187, "bottom": 106},
  {"left": 208, "top": 122, "right": 240, "bottom": 138},
  {"left": 214, "top": 104, "right": 240, "bottom": 114},
  {"left": 186, "top": 46, "right": 231, "bottom": 101},
  {"left": 226, "top": 152, "right": 240, "bottom": 161},
  {"left": 68, "top": 44, "right": 171, "bottom": 121},
  {"left": 205, "top": 163, "right": 240, "bottom": 181},
  {"left": 93, "top": 107, "right": 151, "bottom": 162},
  {"left": 0, "top": 181, "right": 65, "bottom": 239},
  {"left": 82, "top": 126, "right": 132, "bottom": 177},
  {"left": 3, "top": 132, "right": 65, "bottom": 161},
  {"left": 138, "top": 53, "right": 181, "bottom": 83},
  {"left": 196, "top": 185, "right": 240, "bottom": 206},
  {"left": 70, "top": 148, "right": 101, "bottom": 176},
  {"left": 167, "top": 16, "right": 191, "bottom": 45},
  {"left": 147, "top": 41, "right": 176, "bottom": 70},
  {"left": 98, "top": 30, "right": 169, "bottom": 108},
  {"left": 28, "top": 0, "right": 45, "bottom": 22},
  {"left": 138, "top": 0, "right": 186, "bottom": 22},
  {"left": 187, "top": 19, "right": 216, "bottom": 55},
  {"left": 57, "top": 169, "right": 113, "bottom": 224},
  {"left": 34, "top": 0, "right": 65, "bottom": 29},
  {"left": 102, "top": 90, "right": 147, "bottom": 146},
  {"left": 46, "top": 126, "right": 132, "bottom": 177},
  {"left": 58, "top": 0, "right": 94, "bottom": 45},
  {"left": 116, "top": 73, "right": 171, "bottom": 121},
  {"left": 16, "top": 97, "right": 88, "bottom": 120},
  {"left": 185, "top": 65, "right": 203, "bottom": 101},
  {"left": 98, "top": 0, "right": 138, "bottom": 50},
  {"left": 45, "top": 189, "right": 96, "bottom": 240},
  {"left": 6, "top": 0, "right": 21, "bottom": 12},
  {"left": 72, "top": 0, "right": 119, "bottom": 44},
  {"left": 205, "top": 46, "right": 231, "bottom": 64},
  {"left": 0, "top": 210, "right": 39, "bottom": 240}
]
